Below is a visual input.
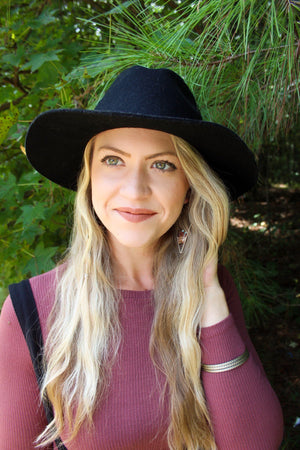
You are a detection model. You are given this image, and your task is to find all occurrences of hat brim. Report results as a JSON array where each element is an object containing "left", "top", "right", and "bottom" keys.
[{"left": 25, "top": 109, "right": 258, "bottom": 199}]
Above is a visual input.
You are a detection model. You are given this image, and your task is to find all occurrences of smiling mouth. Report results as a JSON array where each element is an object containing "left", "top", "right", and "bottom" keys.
[{"left": 115, "top": 207, "right": 157, "bottom": 223}]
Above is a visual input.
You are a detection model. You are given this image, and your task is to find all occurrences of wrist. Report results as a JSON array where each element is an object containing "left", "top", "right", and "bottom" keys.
[{"left": 201, "top": 286, "right": 229, "bottom": 327}]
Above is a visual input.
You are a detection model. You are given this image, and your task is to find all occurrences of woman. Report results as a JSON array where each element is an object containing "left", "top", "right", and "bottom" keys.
[{"left": 0, "top": 66, "right": 283, "bottom": 449}]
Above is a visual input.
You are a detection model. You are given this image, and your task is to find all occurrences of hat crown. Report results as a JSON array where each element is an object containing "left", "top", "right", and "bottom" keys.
[{"left": 95, "top": 66, "right": 202, "bottom": 120}]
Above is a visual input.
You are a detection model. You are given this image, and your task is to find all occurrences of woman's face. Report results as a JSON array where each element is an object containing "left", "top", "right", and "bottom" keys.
[{"left": 90, "top": 128, "right": 190, "bottom": 251}]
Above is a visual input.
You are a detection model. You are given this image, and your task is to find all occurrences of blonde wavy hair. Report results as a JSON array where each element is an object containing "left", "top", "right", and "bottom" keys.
[{"left": 37, "top": 133, "right": 229, "bottom": 449}]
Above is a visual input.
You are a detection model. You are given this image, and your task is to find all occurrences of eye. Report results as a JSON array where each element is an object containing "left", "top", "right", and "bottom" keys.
[
  {"left": 101, "top": 155, "right": 124, "bottom": 166},
  {"left": 152, "top": 160, "right": 177, "bottom": 171}
]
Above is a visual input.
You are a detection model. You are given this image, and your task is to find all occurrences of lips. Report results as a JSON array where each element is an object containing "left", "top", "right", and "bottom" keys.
[{"left": 115, "top": 207, "right": 157, "bottom": 223}]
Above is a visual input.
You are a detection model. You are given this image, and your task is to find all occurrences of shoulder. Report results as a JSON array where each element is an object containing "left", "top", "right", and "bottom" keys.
[
  {"left": 9, "top": 264, "right": 66, "bottom": 339},
  {"left": 0, "top": 294, "right": 34, "bottom": 375},
  {"left": 28, "top": 264, "right": 61, "bottom": 296}
]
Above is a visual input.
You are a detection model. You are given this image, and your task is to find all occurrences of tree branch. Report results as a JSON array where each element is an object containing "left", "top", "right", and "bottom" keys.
[
  {"left": 3, "top": 69, "right": 29, "bottom": 94},
  {"left": 0, "top": 94, "right": 27, "bottom": 113}
]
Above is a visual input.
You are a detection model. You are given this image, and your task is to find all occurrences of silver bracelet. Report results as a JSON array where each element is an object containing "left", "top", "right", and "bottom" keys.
[{"left": 202, "top": 348, "right": 249, "bottom": 373}]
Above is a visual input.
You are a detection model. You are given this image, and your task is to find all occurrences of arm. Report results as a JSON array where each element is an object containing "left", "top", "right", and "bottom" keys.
[
  {"left": 0, "top": 296, "right": 50, "bottom": 450},
  {"left": 200, "top": 264, "right": 284, "bottom": 449}
]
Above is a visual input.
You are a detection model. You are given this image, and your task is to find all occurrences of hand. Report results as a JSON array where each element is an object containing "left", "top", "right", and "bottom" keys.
[{"left": 201, "top": 257, "right": 230, "bottom": 327}]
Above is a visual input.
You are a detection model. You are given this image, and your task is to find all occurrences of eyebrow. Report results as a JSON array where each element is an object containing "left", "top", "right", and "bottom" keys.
[
  {"left": 97, "top": 146, "right": 130, "bottom": 157},
  {"left": 97, "top": 146, "right": 178, "bottom": 159}
]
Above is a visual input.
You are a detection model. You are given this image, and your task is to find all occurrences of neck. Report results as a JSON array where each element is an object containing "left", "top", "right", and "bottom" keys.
[{"left": 109, "top": 242, "right": 155, "bottom": 291}]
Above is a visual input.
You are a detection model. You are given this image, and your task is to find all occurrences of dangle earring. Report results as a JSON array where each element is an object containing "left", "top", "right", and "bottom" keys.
[
  {"left": 177, "top": 191, "right": 191, "bottom": 254},
  {"left": 177, "top": 226, "right": 190, "bottom": 254}
]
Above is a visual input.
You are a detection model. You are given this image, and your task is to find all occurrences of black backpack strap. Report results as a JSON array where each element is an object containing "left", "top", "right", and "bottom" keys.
[
  {"left": 9, "top": 280, "right": 44, "bottom": 386},
  {"left": 9, "top": 279, "right": 67, "bottom": 450}
]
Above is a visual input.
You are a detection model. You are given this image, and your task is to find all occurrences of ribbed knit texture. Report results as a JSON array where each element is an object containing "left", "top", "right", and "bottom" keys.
[{"left": 0, "top": 266, "right": 283, "bottom": 449}]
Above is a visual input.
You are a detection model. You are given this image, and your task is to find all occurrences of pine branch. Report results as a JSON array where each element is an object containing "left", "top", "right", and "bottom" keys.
[{"left": 150, "top": 43, "right": 298, "bottom": 68}]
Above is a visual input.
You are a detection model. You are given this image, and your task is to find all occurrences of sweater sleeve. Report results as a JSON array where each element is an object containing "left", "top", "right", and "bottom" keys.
[
  {"left": 0, "top": 295, "right": 50, "bottom": 450},
  {"left": 200, "top": 266, "right": 284, "bottom": 449}
]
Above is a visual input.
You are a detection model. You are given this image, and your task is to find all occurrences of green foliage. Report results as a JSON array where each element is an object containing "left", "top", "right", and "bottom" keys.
[
  {"left": 0, "top": 0, "right": 111, "bottom": 294},
  {"left": 222, "top": 230, "right": 281, "bottom": 327},
  {"left": 0, "top": 167, "right": 74, "bottom": 292},
  {"left": 72, "top": 0, "right": 299, "bottom": 149}
]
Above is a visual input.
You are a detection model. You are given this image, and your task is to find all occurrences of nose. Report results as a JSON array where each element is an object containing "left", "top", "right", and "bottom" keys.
[{"left": 120, "top": 165, "right": 151, "bottom": 200}]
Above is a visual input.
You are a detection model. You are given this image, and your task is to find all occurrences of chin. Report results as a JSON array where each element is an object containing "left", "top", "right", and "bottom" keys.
[{"left": 111, "top": 232, "right": 161, "bottom": 251}]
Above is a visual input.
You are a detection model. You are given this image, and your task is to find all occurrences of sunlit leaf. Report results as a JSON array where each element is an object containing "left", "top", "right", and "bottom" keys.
[{"left": 0, "top": 103, "right": 19, "bottom": 145}]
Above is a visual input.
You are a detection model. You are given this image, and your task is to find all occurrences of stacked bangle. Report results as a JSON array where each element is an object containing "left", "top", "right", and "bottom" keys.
[{"left": 202, "top": 348, "right": 249, "bottom": 373}]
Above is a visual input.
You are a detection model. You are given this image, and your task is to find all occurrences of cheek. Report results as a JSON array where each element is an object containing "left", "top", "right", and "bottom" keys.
[
  {"left": 91, "top": 167, "right": 110, "bottom": 202},
  {"left": 164, "top": 184, "right": 189, "bottom": 217}
]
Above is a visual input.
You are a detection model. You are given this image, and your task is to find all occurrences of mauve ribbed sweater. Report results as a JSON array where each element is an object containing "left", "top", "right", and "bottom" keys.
[{"left": 0, "top": 266, "right": 283, "bottom": 449}]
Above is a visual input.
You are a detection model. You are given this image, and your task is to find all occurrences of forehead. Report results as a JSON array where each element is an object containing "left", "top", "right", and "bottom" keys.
[{"left": 93, "top": 127, "right": 176, "bottom": 154}]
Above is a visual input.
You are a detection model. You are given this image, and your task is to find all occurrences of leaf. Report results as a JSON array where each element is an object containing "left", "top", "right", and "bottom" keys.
[
  {"left": 23, "top": 50, "right": 62, "bottom": 72},
  {"left": 18, "top": 170, "right": 44, "bottom": 185},
  {"left": 0, "top": 173, "right": 16, "bottom": 201},
  {"left": 35, "top": 61, "right": 58, "bottom": 86},
  {"left": 24, "top": 242, "right": 58, "bottom": 276},
  {"left": 0, "top": 116, "right": 14, "bottom": 144},
  {"left": 21, "top": 224, "right": 43, "bottom": 246},
  {"left": 1, "top": 47, "right": 25, "bottom": 66},
  {"left": 36, "top": 8, "right": 58, "bottom": 26},
  {"left": 16, "top": 204, "right": 46, "bottom": 228},
  {"left": 0, "top": 104, "right": 19, "bottom": 145}
]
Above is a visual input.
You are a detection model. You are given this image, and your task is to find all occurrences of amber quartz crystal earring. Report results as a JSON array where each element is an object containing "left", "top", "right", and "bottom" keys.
[{"left": 177, "top": 226, "right": 190, "bottom": 254}]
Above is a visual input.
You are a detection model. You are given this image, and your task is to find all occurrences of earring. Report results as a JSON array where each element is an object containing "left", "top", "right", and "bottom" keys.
[{"left": 177, "top": 227, "right": 190, "bottom": 254}]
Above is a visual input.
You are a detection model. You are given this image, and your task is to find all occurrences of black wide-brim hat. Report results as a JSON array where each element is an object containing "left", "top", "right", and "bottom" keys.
[{"left": 25, "top": 65, "right": 258, "bottom": 199}]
